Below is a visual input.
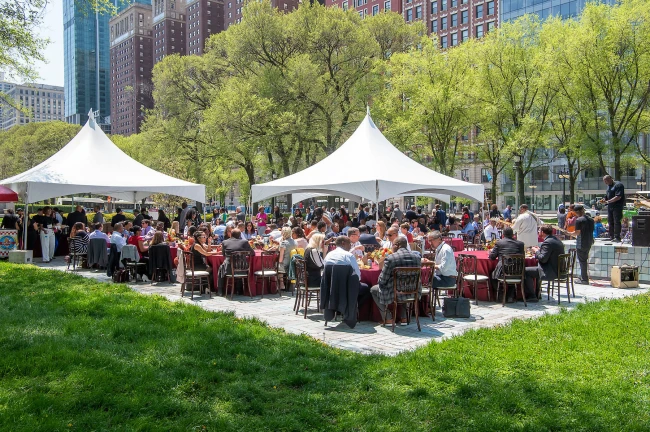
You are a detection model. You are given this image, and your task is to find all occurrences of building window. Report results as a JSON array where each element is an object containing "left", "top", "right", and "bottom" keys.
[
  {"left": 451, "top": 12, "right": 457, "bottom": 27},
  {"left": 461, "top": 9, "right": 468, "bottom": 24},
  {"left": 451, "top": 0, "right": 457, "bottom": 7},
  {"left": 481, "top": 168, "right": 491, "bottom": 183},
  {"left": 451, "top": 32, "right": 458, "bottom": 46},
  {"left": 441, "top": 35, "right": 448, "bottom": 48},
  {"left": 476, "top": 24, "right": 483, "bottom": 38},
  {"left": 441, "top": 0, "right": 447, "bottom": 11},
  {"left": 487, "top": 0, "right": 494, "bottom": 15},
  {"left": 461, "top": 29, "right": 468, "bottom": 41},
  {"left": 431, "top": 1, "right": 437, "bottom": 14},
  {"left": 461, "top": 169, "right": 469, "bottom": 182},
  {"left": 415, "top": 5, "right": 422, "bottom": 18},
  {"left": 440, "top": 16, "right": 447, "bottom": 30},
  {"left": 406, "top": 8, "right": 413, "bottom": 21},
  {"left": 342, "top": 1, "right": 348, "bottom": 10},
  {"left": 476, "top": 4, "right": 483, "bottom": 18},
  {"left": 487, "top": 21, "right": 495, "bottom": 31},
  {"left": 532, "top": 167, "right": 549, "bottom": 182},
  {"left": 384, "top": 0, "right": 390, "bottom": 10},
  {"left": 431, "top": 20, "right": 438, "bottom": 33},
  {"left": 372, "top": 4, "right": 379, "bottom": 15}
]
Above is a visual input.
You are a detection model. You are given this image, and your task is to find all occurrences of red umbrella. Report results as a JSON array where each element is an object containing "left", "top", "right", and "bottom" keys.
[{"left": 0, "top": 185, "right": 19, "bottom": 203}]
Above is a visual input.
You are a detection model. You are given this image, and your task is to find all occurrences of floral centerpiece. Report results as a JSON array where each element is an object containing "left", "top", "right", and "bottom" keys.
[
  {"left": 167, "top": 228, "right": 178, "bottom": 242},
  {"left": 369, "top": 247, "right": 393, "bottom": 263},
  {"left": 485, "top": 239, "right": 497, "bottom": 251}
]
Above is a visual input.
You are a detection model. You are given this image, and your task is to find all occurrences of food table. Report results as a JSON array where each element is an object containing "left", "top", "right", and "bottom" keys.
[
  {"left": 450, "top": 238, "right": 465, "bottom": 252},
  {"left": 454, "top": 250, "right": 538, "bottom": 301}
]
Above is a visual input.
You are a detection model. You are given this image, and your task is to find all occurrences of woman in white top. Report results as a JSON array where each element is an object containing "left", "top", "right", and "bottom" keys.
[{"left": 292, "top": 226, "right": 309, "bottom": 249}]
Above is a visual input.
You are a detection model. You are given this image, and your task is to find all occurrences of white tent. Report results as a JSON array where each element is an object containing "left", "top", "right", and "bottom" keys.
[
  {"left": 0, "top": 111, "right": 205, "bottom": 204},
  {"left": 252, "top": 111, "right": 484, "bottom": 205}
]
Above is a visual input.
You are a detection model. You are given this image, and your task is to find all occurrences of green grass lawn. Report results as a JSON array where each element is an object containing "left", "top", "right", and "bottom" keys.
[{"left": 1, "top": 263, "right": 649, "bottom": 431}]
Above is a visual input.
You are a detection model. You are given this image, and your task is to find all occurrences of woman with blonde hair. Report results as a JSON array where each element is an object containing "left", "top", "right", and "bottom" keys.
[
  {"left": 374, "top": 220, "right": 387, "bottom": 241},
  {"left": 304, "top": 233, "right": 325, "bottom": 287},
  {"left": 150, "top": 231, "right": 166, "bottom": 246},
  {"left": 277, "top": 226, "right": 296, "bottom": 290}
]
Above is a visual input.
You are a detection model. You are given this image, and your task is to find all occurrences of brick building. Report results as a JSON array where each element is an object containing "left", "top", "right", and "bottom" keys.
[
  {"left": 109, "top": 3, "right": 155, "bottom": 136},
  {"left": 153, "top": 0, "right": 186, "bottom": 64},
  {"left": 425, "top": 0, "right": 498, "bottom": 48},
  {"left": 324, "top": 0, "right": 402, "bottom": 16},
  {"left": 186, "top": 0, "right": 224, "bottom": 55},
  {"left": 224, "top": 0, "right": 300, "bottom": 30}
]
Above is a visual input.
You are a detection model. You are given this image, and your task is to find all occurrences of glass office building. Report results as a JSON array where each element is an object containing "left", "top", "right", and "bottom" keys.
[
  {"left": 501, "top": 0, "right": 615, "bottom": 22},
  {"left": 63, "top": 0, "right": 151, "bottom": 127}
]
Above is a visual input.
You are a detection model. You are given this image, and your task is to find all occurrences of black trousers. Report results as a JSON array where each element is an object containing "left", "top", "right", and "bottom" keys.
[
  {"left": 608, "top": 206, "right": 623, "bottom": 239},
  {"left": 524, "top": 267, "right": 542, "bottom": 298},
  {"left": 576, "top": 246, "right": 591, "bottom": 281},
  {"left": 358, "top": 283, "right": 371, "bottom": 308}
]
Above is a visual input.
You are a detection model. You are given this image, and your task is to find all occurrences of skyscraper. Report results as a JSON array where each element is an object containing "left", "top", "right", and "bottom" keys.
[
  {"left": 501, "top": 0, "right": 615, "bottom": 23},
  {"left": 64, "top": 0, "right": 151, "bottom": 129},
  {"left": 153, "top": 0, "right": 187, "bottom": 64}
]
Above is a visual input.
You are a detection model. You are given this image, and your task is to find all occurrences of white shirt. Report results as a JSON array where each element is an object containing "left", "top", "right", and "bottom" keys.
[
  {"left": 483, "top": 224, "right": 501, "bottom": 241},
  {"left": 88, "top": 230, "right": 110, "bottom": 243},
  {"left": 512, "top": 211, "right": 539, "bottom": 248},
  {"left": 269, "top": 230, "right": 282, "bottom": 242},
  {"left": 365, "top": 219, "right": 377, "bottom": 229},
  {"left": 434, "top": 241, "right": 457, "bottom": 277},
  {"left": 323, "top": 246, "right": 360, "bottom": 278},
  {"left": 110, "top": 231, "right": 127, "bottom": 252}
]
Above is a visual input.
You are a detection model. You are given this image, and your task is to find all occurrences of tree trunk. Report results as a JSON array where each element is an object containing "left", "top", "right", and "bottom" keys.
[
  {"left": 614, "top": 148, "right": 621, "bottom": 180},
  {"left": 516, "top": 162, "right": 525, "bottom": 209},
  {"left": 569, "top": 173, "right": 577, "bottom": 204},
  {"left": 491, "top": 166, "right": 499, "bottom": 205}
]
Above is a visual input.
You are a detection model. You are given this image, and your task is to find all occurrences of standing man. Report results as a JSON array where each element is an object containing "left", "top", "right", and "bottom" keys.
[
  {"left": 431, "top": 204, "right": 447, "bottom": 232},
  {"left": 370, "top": 236, "right": 421, "bottom": 326},
  {"left": 405, "top": 205, "right": 418, "bottom": 222},
  {"left": 111, "top": 208, "right": 127, "bottom": 227},
  {"left": 133, "top": 209, "right": 144, "bottom": 227},
  {"left": 512, "top": 204, "right": 540, "bottom": 248},
  {"left": 390, "top": 204, "right": 404, "bottom": 223},
  {"left": 1, "top": 209, "right": 18, "bottom": 230},
  {"left": 66, "top": 205, "right": 87, "bottom": 227},
  {"left": 602, "top": 175, "right": 625, "bottom": 242},
  {"left": 503, "top": 205, "right": 513, "bottom": 222},
  {"left": 236, "top": 206, "right": 246, "bottom": 223},
  {"left": 178, "top": 202, "right": 189, "bottom": 231},
  {"left": 574, "top": 205, "right": 594, "bottom": 285},
  {"left": 93, "top": 205, "right": 104, "bottom": 224}
]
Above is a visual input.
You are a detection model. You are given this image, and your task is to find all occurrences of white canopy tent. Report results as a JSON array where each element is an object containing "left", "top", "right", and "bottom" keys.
[
  {"left": 0, "top": 111, "right": 206, "bottom": 204},
  {"left": 252, "top": 110, "right": 484, "bottom": 211}
]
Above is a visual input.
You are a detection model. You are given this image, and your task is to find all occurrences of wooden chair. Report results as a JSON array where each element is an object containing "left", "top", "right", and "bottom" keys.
[
  {"left": 383, "top": 267, "right": 422, "bottom": 332},
  {"left": 568, "top": 249, "right": 577, "bottom": 297},
  {"left": 545, "top": 253, "right": 572, "bottom": 304},
  {"left": 293, "top": 257, "right": 320, "bottom": 318},
  {"left": 67, "top": 237, "right": 87, "bottom": 271},
  {"left": 224, "top": 251, "right": 252, "bottom": 300},
  {"left": 254, "top": 251, "right": 279, "bottom": 298},
  {"left": 498, "top": 254, "right": 526, "bottom": 307},
  {"left": 180, "top": 250, "right": 210, "bottom": 299},
  {"left": 459, "top": 253, "right": 491, "bottom": 304},
  {"left": 464, "top": 243, "right": 483, "bottom": 251},
  {"left": 149, "top": 243, "right": 172, "bottom": 285}
]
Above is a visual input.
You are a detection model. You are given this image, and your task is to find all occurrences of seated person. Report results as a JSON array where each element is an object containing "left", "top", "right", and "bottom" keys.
[
  {"left": 277, "top": 227, "right": 297, "bottom": 289},
  {"left": 213, "top": 220, "right": 226, "bottom": 237},
  {"left": 370, "top": 236, "right": 421, "bottom": 326},
  {"left": 323, "top": 235, "right": 371, "bottom": 311},
  {"left": 304, "top": 233, "right": 325, "bottom": 287},
  {"left": 267, "top": 224, "right": 282, "bottom": 243},
  {"left": 345, "top": 227, "right": 365, "bottom": 258},
  {"left": 69, "top": 222, "right": 89, "bottom": 254},
  {"left": 110, "top": 223, "right": 127, "bottom": 252},
  {"left": 423, "top": 231, "right": 458, "bottom": 288},
  {"left": 127, "top": 226, "right": 149, "bottom": 260},
  {"left": 292, "top": 226, "right": 309, "bottom": 249},
  {"left": 189, "top": 230, "right": 219, "bottom": 291},
  {"left": 483, "top": 218, "right": 501, "bottom": 241},
  {"left": 88, "top": 222, "right": 110, "bottom": 244},
  {"left": 141, "top": 219, "right": 153, "bottom": 237},
  {"left": 358, "top": 225, "right": 379, "bottom": 246},
  {"left": 526, "top": 225, "right": 565, "bottom": 301},
  {"left": 401, "top": 223, "right": 414, "bottom": 243},
  {"left": 593, "top": 216, "right": 607, "bottom": 238},
  {"left": 217, "top": 229, "right": 254, "bottom": 294},
  {"left": 488, "top": 227, "right": 525, "bottom": 302},
  {"left": 462, "top": 215, "right": 480, "bottom": 237}
]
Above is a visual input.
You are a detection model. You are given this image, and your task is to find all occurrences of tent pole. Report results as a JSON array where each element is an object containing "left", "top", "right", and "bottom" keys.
[
  {"left": 375, "top": 180, "right": 379, "bottom": 221},
  {"left": 23, "top": 201, "right": 29, "bottom": 251}
]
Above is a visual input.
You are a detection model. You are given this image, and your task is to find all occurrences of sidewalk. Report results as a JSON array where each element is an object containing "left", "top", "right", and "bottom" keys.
[{"left": 36, "top": 260, "right": 649, "bottom": 356}]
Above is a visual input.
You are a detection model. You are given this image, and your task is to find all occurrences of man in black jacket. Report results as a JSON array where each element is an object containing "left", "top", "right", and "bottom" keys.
[
  {"left": 358, "top": 225, "right": 379, "bottom": 246},
  {"left": 111, "top": 208, "right": 127, "bottom": 227},
  {"left": 405, "top": 205, "right": 418, "bottom": 222},
  {"left": 526, "top": 225, "right": 565, "bottom": 301},
  {"left": 489, "top": 227, "right": 525, "bottom": 301},
  {"left": 217, "top": 229, "right": 253, "bottom": 295},
  {"left": 66, "top": 205, "right": 87, "bottom": 227},
  {"left": 574, "top": 205, "right": 594, "bottom": 284}
]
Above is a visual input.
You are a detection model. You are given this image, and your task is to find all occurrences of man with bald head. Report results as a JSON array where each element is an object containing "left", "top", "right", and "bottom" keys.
[{"left": 602, "top": 175, "right": 625, "bottom": 242}]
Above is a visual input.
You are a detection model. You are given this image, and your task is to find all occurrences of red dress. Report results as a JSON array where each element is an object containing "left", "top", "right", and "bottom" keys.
[{"left": 128, "top": 235, "right": 145, "bottom": 258}]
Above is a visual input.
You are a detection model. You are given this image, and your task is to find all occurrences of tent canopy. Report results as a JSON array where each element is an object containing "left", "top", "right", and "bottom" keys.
[
  {"left": 252, "top": 111, "right": 484, "bottom": 204},
  {"left": 0, "top": 110, "right": 205, "bottom": 204},
  {"left": 0, "top": 185, "right": 19, "bottom": 203}
]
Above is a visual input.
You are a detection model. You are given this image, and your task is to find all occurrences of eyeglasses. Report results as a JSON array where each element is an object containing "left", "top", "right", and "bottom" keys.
[{"left": 386, "top": 233, "right": 396, "bottom": 237}]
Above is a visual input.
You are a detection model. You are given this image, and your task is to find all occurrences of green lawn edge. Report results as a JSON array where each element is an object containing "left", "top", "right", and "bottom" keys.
[{"left": 0, "top": 262, "right": 649, "bottom": 431}]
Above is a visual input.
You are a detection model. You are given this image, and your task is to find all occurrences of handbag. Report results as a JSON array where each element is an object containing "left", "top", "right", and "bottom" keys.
[
  {"left": 112, "top": 269, "right": 130, "bottom": 283},
  {"left": 442, "top": 297, "right": 471, "bottom": 318}
]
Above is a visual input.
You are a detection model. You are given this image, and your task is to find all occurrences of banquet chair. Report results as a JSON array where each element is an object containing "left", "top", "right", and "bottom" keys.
[
  {"left": 224, "top": 251, "right": 252, "bottom": 300},
  {"left": 459, "top": 253, "right": 491, "bottom": 304},
  {"left": 254, "top": 251, "right": 279, "bottom": 298},
  {"left": 423, "top": 252, "right": 436, "bottom": 263},
  {"left": 473, "top": 234, "right": 483, "bottom": 244},
  {"left": 568, "top": 249, "right": 577, "bottom": 297},
  {"left": 148, "top": 243, "right": 173, "bottom": 285},
  {"left": 67, "top": 237, "right": 87, "bottom": 271},
  {"left": 180, "top": 249, "right": 210, "bottom": 299},
  {"left": 459, "top": 233, "right": 473, "bottom": 247},
  {"left": 419, "top": 263, "right": 434, "bottom": 320},
  {"left": 545, "top": 253, "right": 572, "bottom": 304},
  {"left": 498, "top": 254, "right": 527, "bottom": 307},
  {"left": 464, "top": 243, "right": 483, "bottom": 251},
  {"left": 293, "top": 257, "right": 320, "bottom": 319},
  {"left": 383, "top": 267, "right": 422, "bottom": 332}
]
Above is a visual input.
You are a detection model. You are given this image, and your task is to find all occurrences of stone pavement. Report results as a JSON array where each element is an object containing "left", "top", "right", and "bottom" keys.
[{"left": 36, "top": 261, "right": 649, "bottom": 356}]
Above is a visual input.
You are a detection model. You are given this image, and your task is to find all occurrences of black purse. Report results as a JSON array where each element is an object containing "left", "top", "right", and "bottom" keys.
[{"left": 442, "top": 297, "right": 471, "bottom": 318}]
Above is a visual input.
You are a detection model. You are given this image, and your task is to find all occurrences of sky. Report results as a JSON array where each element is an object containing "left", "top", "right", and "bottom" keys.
[{"left": 33, "top": 0, "right": 65, "bottom": 87}]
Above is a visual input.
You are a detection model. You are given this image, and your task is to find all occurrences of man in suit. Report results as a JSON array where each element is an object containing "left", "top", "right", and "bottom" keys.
[
  {"left": 489, "top": 227, "right": 525, "bottom": 302},
  {"left": 217, "top": 229, "right": 254, "bottom": 295},
  {"left": 526, "top": 225, "right": 565, "bottom": 301},
  {"left": 358, "top": 225, "right": 379, "bottom": 246},
  {"left": 405, "top": 205, "right": 419, "bottom": 222},
  {"left": 370, "top": 236, "right": 421, "bottom": 326},
  {"left": 111, "top": 208, "right": 127, "bottom": 227},
  {"left": 66, "top": 205, "right": 87, "bottom": 227}
]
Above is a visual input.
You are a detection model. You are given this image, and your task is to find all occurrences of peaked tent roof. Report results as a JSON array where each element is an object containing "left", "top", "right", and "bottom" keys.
[
  {"left": 252, "top": 112, "right": 484, "bottom": 204},
  {"left": 0, "top": 185, "right": 19, "bottom": 203},
  {"left": 0, "top": 111, "right": 205, "bottom": 204}
]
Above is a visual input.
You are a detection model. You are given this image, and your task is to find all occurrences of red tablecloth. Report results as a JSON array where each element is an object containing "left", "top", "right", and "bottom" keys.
[
  {"left": 454, "top": 250, "right": 537, "bottom": 301},
  {"left": 451, "top": 238, "right": 464, "bottom": 252},
  {"left": 205, "top": 249, "right": 278, "bottom": 296}
]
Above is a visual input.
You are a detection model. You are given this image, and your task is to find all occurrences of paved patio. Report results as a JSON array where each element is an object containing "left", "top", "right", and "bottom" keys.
[{"left": 36, "top": 260, "right": 649, "bottom": 356}]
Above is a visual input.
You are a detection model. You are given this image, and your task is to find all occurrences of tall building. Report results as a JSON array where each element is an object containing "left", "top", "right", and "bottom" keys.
[
  {"left": 110, "top": 3, "right": 155, "bottom": 136},
  {"left": 324, "top": 0, "right": 401, "bottom": 16},
  {"left": 501, "top": 0, "right": 615, "bottom": 23},
  {"left": 186, "top": 0, "right": 224, "bottom": 55},
  {"left": 153, "top": 0, "right": 187, "bottom": 64},
  {"left": 426, "top": 0, "right": 498, "bottom": 47},
  {"left": 0, "top": 81, "right": 65, "bottom": 130},
  {"left": 224, "top": 0, "right": 300, "bottom": 30}
]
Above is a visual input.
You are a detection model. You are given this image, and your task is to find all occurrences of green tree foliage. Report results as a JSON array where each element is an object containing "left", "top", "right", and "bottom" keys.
[{"left": 0, "top": 121, "right": 80, "bottom": 179}]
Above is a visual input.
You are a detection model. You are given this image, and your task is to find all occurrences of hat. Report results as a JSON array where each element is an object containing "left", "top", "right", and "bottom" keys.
[
  {"left": 16, "top": 208, "right": 23, "bottom": 212},
  {"left": 574, "top": 204, "right": 584, "bottom": 211}
]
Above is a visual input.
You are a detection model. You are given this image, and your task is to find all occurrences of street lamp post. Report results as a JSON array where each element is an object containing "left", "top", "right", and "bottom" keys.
[
  {"left": 559, "top": 169, "right": 570, "bottom": 207},
  {"left": 529, "top": 183, "right": 538, "bottom": 212},
  {"left": 638, "top": 180, "right": 647, "bottom": 190}
]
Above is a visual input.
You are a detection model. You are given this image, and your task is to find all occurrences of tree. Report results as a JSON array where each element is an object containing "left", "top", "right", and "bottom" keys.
[
  {"left": 376, "top": 36, "right": 472, "bottom": 176},
  {"left": 550, "top": 0, "right": 650, "bottom": 178}
]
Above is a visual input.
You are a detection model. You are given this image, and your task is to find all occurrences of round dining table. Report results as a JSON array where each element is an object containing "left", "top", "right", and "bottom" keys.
[{"left": 454, "top": 250, "right": 538, "bottom": 301}]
